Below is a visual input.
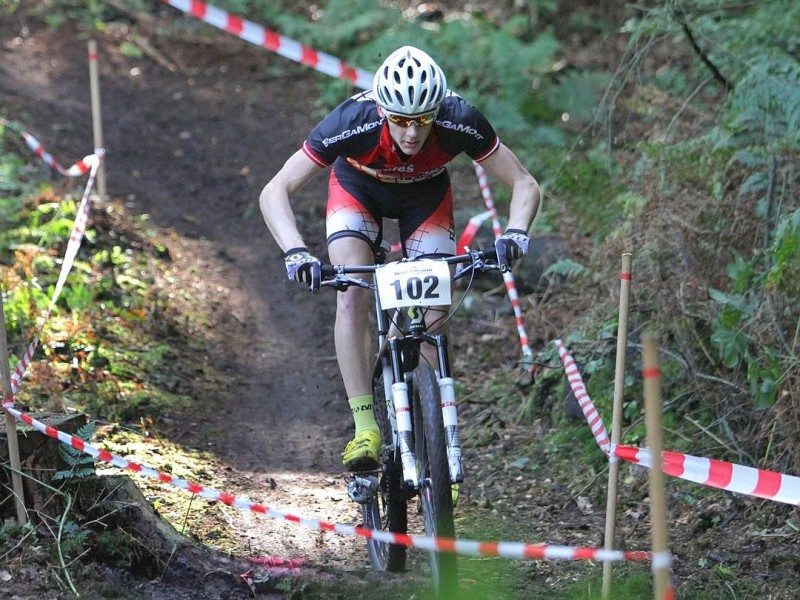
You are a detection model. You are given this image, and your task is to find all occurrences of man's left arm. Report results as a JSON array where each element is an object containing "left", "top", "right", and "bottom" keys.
[
  {"left": 478, "top": 143, "right": 540, "bottom": 232},
  {"left": 478, "top": 144, "right": 541, "bottom": 270}
]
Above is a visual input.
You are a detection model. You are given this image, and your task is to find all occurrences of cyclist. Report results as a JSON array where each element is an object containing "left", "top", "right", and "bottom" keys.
[{"left": 259, "top": 46, "right": 541, "bottom": 471}]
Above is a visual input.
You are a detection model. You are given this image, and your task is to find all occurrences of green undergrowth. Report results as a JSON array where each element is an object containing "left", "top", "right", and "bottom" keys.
[
  {"left": 455, "top": 502, "right": 772, "bottom": 600},
  {"left": 547, "top": 1, "right": 800, "bottom": 476},
  {"left": 0, "top": 123, "right": 233, "bottom": 511},
  {"left": 1, "top": 127, "right": 246, "bottom": 573},
  {"left": 555, "top": 570, "right": 763, "bottom": 600},
  {"left": 1, "top": 126, "right": 216, "bottom": 427},
  {"left": 453, "top": 503, "right": 656, "bottom": 599}
]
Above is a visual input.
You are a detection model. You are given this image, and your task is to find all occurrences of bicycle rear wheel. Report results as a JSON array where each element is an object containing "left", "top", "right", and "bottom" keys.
[
  {"left": 412, "top": 362, "right": 457, "bottom": 596},
  {"left": 363, "top": 368, "right": 407, "bottom": 572}
]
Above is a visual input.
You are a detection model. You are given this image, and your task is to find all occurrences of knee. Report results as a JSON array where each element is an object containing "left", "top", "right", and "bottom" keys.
[
  {"left": 425, "top": 307, "right": 449, "bottom": 333},
  {"left": 337, "top": 288, "right": 371, "bottom": 320}
]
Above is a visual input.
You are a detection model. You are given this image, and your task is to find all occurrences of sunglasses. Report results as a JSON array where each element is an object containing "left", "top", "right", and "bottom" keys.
[{"left": 385, "top": 111, "right": 437, "bottom": 127}]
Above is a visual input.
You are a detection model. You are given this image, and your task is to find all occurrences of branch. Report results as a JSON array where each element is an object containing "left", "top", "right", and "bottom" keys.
[
  {"left": 673, "top": 10, "right": 734, "bottom": 92},
  {"left": 663, "top": 75, "right": 713, "bottom": 141}
]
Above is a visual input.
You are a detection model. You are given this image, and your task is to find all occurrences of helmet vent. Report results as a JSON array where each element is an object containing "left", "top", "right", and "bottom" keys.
[{"left": 372, "top": 46, "right": 447, "bottom": 116}]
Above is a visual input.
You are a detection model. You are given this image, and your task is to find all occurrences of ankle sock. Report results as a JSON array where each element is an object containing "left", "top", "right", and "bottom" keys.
[{"left": 348, "top": 395, "right": 378, "bottom": 434}]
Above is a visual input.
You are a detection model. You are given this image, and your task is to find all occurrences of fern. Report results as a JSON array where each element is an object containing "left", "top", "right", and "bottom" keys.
[
  {"left": 53, "top": 420, "right": 97, "bottom": 481},
  {"left": 723, "top": 53, "right": 800, "bottom": 148},
  {"left": 543, "top": 258, "right": 590, "bottom": 279}
]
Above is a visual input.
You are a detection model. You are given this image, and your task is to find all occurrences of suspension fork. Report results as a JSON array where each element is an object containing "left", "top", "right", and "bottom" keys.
[
  {"left": 387, "top": 305, "right": 434, "bottom": 488},
  {"left": 388, "top": 336, "right": 418, "bottom": 487},
  {"left": 383, "top": 307, "right": 463, "bottom": 487},
  {"left": 431, "top": 333, "right": 464, "bottom": 484},
  {"left": 373, "top": 286, "right": 420, "bottom": 487}
]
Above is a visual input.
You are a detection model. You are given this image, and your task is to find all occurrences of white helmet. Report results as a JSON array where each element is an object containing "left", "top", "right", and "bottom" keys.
[{"left": 373, "top": 46, "right": 447, "bottom": 116}]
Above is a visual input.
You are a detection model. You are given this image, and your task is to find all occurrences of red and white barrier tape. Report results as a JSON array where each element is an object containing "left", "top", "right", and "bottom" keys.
[
  {"left": 4, "top": 154, "right": 101, "bottom": 403},
  {"left": 1, "top": 118, "right": 102, "bottom": 177},
  {"left": 471, "top": 163, "right": 534, "bottom": 367},
  {"left": 455, "top": 209, "right": 492, "bottom": 251},
  {"left": 159, "top": 0, "right": 373, "bottom": 89},
  {"left": 555, "top": 340, "right": 800, "bottom": 506},
  {"left": 616, "top": 445, "right": 800, "bottom": 507},
  {"left": 555, "top": 339, "right": 611, "bottom": 451},
  {"left": 241, "top": 557, "right": 307, "bottom": 586},
  {"left": 1, "top": 403, "right": 652, "bottom": 563}
]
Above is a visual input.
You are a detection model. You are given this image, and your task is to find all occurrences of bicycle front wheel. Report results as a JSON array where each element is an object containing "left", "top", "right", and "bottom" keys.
[
  {"left": 363, "top": 368, "right": 407, "bottom": 572},
  {"left": 412, "top": 362, "right": 457, "bottom": 596}
]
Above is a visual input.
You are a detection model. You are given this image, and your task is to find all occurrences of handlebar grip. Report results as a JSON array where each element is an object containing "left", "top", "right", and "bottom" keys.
[{"left": 321, "top": 264, "right": 337, "bottom": 277}]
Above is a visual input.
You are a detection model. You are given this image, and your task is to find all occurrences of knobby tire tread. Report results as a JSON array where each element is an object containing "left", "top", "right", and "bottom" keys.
[
  {"left": 366, "top": 367, "right": 407, "bottom": 572},
  {"left": 412, "top": 362, "right": 457, "bottom": 597}
]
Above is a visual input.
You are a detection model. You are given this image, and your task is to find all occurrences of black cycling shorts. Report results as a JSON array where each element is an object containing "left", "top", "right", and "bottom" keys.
[{"left": 326, "top": 160, "right": 456, "bottom": 258}]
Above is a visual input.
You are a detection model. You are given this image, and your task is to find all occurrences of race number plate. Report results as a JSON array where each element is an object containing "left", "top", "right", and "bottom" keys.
[{"left": 375, "top": 260, "right": 452, "bottom": 309}]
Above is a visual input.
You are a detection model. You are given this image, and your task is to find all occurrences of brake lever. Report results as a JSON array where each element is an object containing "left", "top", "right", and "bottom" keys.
[
  {"left": 453, "top": 258, "right": 500, "bottom": 281},
  {"left": 321, "top": 274, "right": 372, "bottom": 292}
]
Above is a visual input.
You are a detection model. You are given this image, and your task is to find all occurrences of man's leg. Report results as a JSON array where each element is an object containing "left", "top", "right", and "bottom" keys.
[
  {"left": 328, "top": 236, "right": 381, "bottom": 470},
  {"left": 422, "top": 306, "right": 449, "bottom": 369}
]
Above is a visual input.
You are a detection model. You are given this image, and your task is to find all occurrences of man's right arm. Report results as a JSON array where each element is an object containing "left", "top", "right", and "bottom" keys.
[{"left": 259, "top": 149, "right": 325, "bottom": 253}]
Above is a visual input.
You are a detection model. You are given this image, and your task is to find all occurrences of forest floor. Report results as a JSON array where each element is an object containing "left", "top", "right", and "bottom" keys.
[{"left": 1, "top": 3, "right": 798, "bottom": 600}]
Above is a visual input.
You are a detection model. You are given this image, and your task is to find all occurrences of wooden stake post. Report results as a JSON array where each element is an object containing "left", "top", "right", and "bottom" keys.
[
  {"left": 1, "top": 284, "right": 28, "bottom": 524},
  {"left": 643, "top": 334, "right": 671, "bottom": 599},
  {"left": 602, "top": 253, "right": 633, "bottom": 599},
  {"left": 88, "top": 40, "right": 106, "bottom": 199}
]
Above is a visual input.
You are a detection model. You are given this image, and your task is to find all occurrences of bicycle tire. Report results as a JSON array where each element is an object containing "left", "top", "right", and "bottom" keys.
[
  {"left": 363, "top": 367, "right": 407, "bottom": 572},
  {"left": 412, "top": 362, "right": 457, "bottom": 596}
]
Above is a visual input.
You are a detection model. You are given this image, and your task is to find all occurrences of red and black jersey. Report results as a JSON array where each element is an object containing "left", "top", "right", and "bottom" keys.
[{"left": 302, "top": 90, "right": 500, "bottom": 183}]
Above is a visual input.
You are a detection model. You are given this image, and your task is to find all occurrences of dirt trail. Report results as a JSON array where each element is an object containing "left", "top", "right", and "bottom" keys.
[{"left": 1, "top": 11, "right": 386, "bottom": 591}]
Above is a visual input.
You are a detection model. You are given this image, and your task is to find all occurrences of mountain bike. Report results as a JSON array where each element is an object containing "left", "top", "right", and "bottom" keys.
[{"left": 321, "top": 247, "right": 500, "bottom": 597}]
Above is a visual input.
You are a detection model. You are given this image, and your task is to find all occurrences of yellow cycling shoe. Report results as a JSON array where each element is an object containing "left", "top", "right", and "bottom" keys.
[
  {"left": 342, "top": 430, "right": 381, "bottom": 472},
  {"left": 451, "top": 483, "right": 460, "bottom": 508}
]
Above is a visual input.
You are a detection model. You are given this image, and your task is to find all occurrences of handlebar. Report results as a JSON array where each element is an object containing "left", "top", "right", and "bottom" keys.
[
  {"left": 321, "top": 247, "right": 498, "bottom": 277},
  {"left": 320, "top": 247, "right": 499, "bottom": 291}
]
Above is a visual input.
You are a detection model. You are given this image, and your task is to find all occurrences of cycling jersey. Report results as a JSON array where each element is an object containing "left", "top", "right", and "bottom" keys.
[
  {"left": 303, "top": 90, "right": 500, "bottom": 183},
  {"left": 305, "top": 90, "right": 500, "bottom": 257}
]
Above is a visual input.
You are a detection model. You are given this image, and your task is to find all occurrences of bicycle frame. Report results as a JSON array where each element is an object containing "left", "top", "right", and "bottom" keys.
[
  {"left": 322, "top": 249, "right": 498, "bottom": 590},
  {"left": 324, "top": 250, "right": 495, "bottom": 487},
  {"left": 377, "top": 299, "right": 461, "bottom": 488}
]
